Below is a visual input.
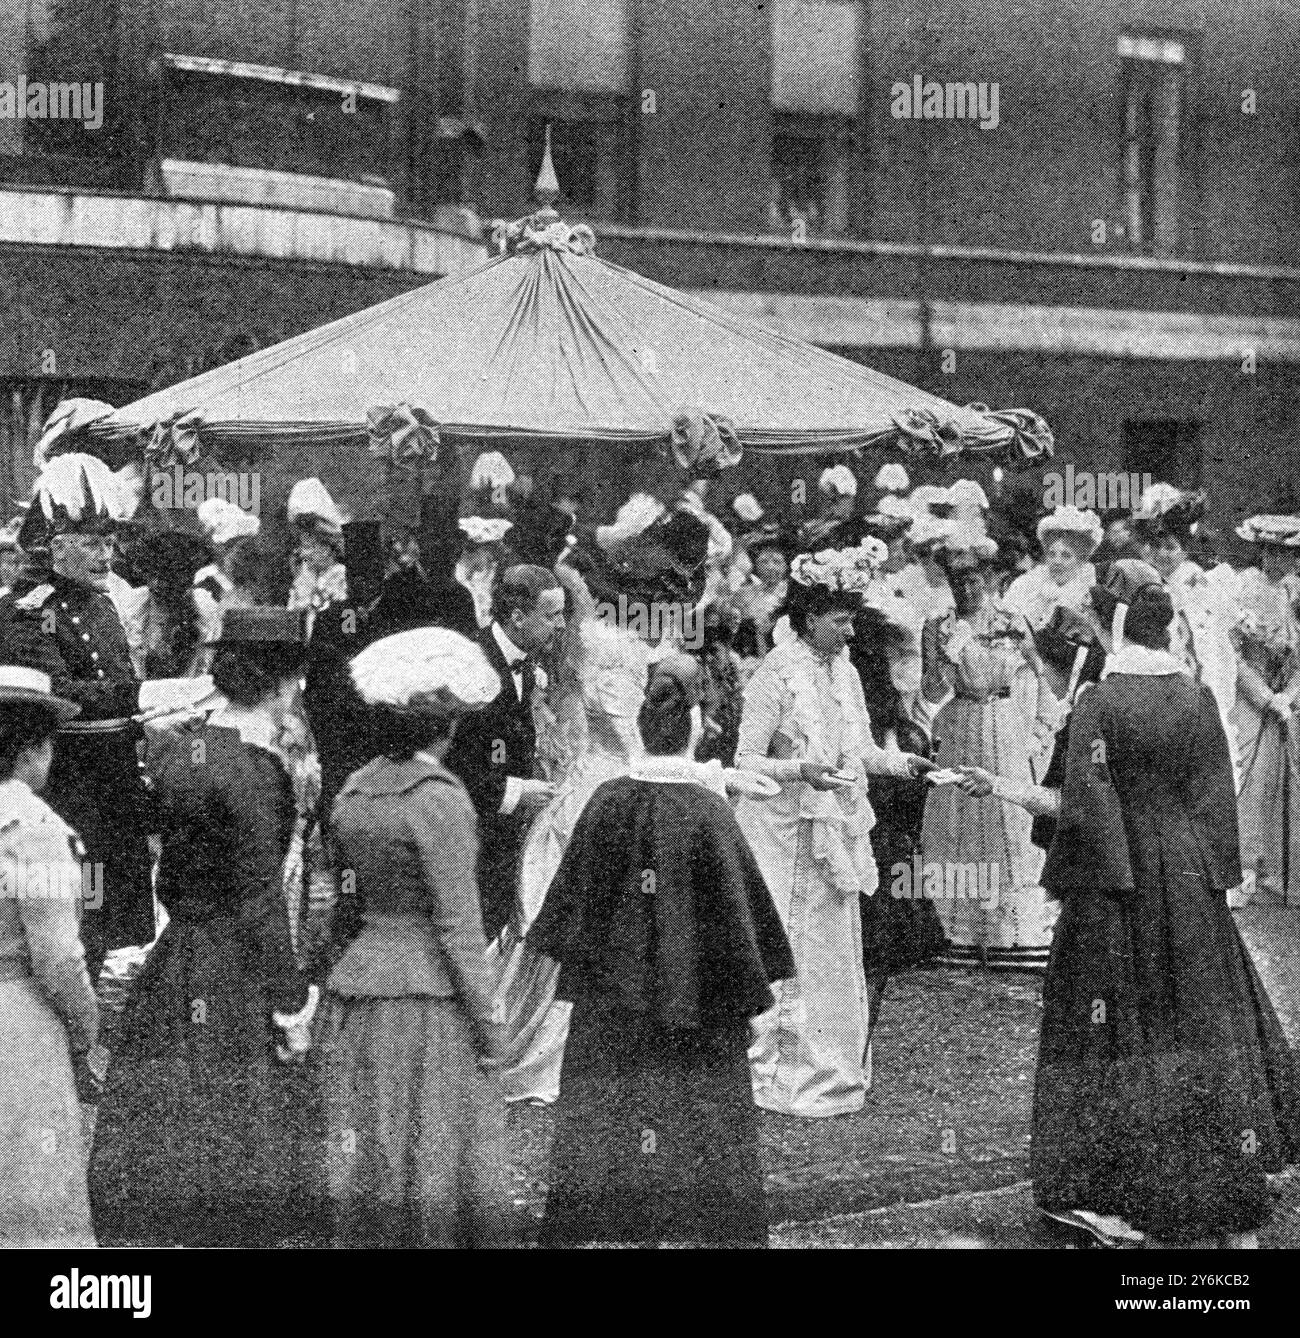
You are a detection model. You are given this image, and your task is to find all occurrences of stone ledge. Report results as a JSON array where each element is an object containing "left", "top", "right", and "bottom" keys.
[{"left": 0, "top": 186, "right": 486, "bottom": 277}]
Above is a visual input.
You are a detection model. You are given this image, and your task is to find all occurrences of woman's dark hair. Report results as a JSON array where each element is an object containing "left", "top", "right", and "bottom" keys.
[
  {"left": 211, "top": 644, "right": 306, "bottom": 707},
  {"left": 0, "top": 704, "right": 59, "bottom": 780},
  {"left": 785, "top": 580, "right": 861, "bottom": 639},
  {"left": 372, "top": 706, "right": 455, "bottom": 760},
  {"left": 1089, "top": 582, "right": 1175, "bottom": 650},
  {"left": 637, "top": 670, "right": 694, "bottom": 756}
]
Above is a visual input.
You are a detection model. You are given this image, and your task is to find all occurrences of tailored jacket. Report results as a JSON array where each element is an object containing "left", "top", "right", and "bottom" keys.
[
  {"left": 444, "top": 625, "right": 538, "bottom": 940},
  {"left": 328, "top": 754, "right": 498, "bottom": 1050},
  {"left": 0, "top": 573, "right": 154, "bottom": 961}
]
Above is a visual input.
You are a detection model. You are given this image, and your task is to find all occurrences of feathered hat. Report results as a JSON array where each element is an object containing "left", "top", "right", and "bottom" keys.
[
  {"left": 1132, "top": 483, "right": 1204, "bottom": 546},
  {"left": 873, "top": 463, "right": 910, "bottom": 494},
  {"left": 18, "top": 452, "right": 124, "bottom": 550},
  {"left": 818, "top": 464, "right": 858, "bottom": 499},
  {"left": 947, "top": 479, "right": 991, "bottom": 530},
  {"left": 198, "top": 496, "right": 260, "bottom": 547},
  {"left": 350, "top": 626, "right": 502, "bottom": 716}
]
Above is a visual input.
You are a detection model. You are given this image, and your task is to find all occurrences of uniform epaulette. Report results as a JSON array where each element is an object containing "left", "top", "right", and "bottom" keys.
[{"left": 13, "top": 583, "right": 54, "bottom": 611}]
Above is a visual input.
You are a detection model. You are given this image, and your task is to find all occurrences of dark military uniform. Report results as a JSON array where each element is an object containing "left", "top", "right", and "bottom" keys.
[{"left": 0, "top": 573, "right": 154, "bottom": 981}]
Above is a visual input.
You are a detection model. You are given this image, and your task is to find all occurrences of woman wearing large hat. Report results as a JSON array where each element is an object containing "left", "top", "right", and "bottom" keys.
[
  {"left": 1002, "top": 505, "right": 1103, "bottom": 633},
  {"left": 89, "top": 609, "right": 321, "bottom": 1246},
  {"left": 1230, "top": 514, "right": 1300, "bottom": 902},
  {"left": 0, "top": 666, "right": 99, "bottom": 1245},
  {"left": 1132, "top": 484, "right": 1239, "bottom": 785},
  {"left": 734, "top": 542, "right": 933, "bottom": 1117},
  {"left": 918, "top": 526, "right": 1063, "bottom": 968},
  {"left": 321, "top": 627, "right": 509, "bottom": 1247}
]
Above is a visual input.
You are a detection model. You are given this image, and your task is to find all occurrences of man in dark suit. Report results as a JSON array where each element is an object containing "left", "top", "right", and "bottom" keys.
[{"left": 446, "top": 565, "right": 566, "bottom": 940}]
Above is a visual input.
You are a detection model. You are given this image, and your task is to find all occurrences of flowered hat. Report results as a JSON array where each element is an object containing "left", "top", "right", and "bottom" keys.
[{"left": 789, "top": 538, "right": 889, "bottom": 594}]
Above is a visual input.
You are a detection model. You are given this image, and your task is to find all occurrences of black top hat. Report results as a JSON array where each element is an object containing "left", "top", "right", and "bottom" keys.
[
  {"left": 0, "top": 665, "right": 81, "bottom": 723},
  {"left": 212, "top": 607, "right": 308, "bottom": 649}
]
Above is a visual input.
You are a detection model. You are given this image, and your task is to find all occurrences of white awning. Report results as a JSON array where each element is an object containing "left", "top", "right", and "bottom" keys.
[{"left": 159, "top": 53, "right": 401, "bottom": 104}]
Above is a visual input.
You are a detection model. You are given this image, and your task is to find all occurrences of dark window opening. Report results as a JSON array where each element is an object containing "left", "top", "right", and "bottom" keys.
[{"left": 1124, "top": 419, "right": 1202, "bottom": 490}]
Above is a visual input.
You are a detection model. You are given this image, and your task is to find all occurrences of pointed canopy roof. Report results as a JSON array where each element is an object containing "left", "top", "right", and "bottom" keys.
[{"left": 87, "top": 207, "right": 1048, "bottom": 465}]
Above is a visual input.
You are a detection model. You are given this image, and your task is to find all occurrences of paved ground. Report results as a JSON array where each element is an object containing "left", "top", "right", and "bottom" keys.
[{"left": 94, "top": 898, "right": 1300, "bottom": 1248}]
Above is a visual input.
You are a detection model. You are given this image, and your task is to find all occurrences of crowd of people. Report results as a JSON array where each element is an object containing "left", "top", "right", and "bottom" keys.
[{"left": 1, "top": 440, "right": 1299, "bottom": 1250}]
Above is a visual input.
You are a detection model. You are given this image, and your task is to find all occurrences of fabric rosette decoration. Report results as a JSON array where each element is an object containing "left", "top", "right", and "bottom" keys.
[
  {"left": 669, "top": 408, "right": 743, "bottom": 476},
  {"left": 489, "top": 212, "right": 598, "bottom": 257},
  {"left": 890, "top": 407, "right": 965, "bottom": 461},
  {"left": 367, "top": 402, "right": 440, "bottom": 529},
  {"left": 968, "top": 405, "right": 1055, "bottom": 464},
  {"left": 141, "top": 409, "right": 205, "bottom": 470}
]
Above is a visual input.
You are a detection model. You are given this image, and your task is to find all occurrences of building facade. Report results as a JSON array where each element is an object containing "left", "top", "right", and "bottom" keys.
[{"left": 2, "top": 1, "right": 1298, "bottom": 546}]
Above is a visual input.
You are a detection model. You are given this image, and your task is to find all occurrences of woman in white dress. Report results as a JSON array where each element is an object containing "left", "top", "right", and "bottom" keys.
[
  {"left": 1230, "top": 515, "right": 1300, "bottom": 902},
  {"left": 919, "top": 529, "right": 1063, "bottom": 968},
  {"left": 492, "top": 509, "right": 712, "bottom": 1104},
  {"left": 734, "top": 545, "right": 932, "bottom": 1118},
  {"left": 1003, "top": 506, "right": 1101, "bottom": 632}
]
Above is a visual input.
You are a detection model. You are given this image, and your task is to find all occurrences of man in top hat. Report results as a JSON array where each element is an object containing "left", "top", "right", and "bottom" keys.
[
  {"left": 0, "top": 454, "right": 154, "bottom": 985},
  {"left": 444, "top": 565, "right": 566, "bottom": 940}
]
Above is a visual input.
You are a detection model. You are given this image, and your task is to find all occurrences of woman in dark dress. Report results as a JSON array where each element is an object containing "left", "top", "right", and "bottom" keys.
[
  {"left": 1013, "top": 561, "right": 1299, "bottom": 1246},
  {"left": 850, "top": 606, "right": 945, "bottom": 1050},
  {"left": 530, "top": 657, "right": 795, "bottom": 1246},
  {"left": 88, "top": 609, "right": 320, "bottom": 1247}
]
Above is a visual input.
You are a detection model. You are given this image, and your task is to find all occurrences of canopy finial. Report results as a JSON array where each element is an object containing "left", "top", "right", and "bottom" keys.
[{"left": 534, "top": 122, "right": 560, "bottom": 209}]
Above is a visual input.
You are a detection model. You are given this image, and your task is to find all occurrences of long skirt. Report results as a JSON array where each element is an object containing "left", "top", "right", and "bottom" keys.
[
  {"left": 88, "top": 919, "right": 322, "bottom": 1246},
  {"left": 1032, "top": 878, "right": 1300, "bottom": 1242},
  {"left": 321, "top": 994, "right": 510, "bottom": 1248},
  {"left": 921, "top": 694, "right": 1058, "bottom": 968},
  {"left": 493, "top": 746, "right": 629, "bottom": 1104},
  {"left": 542, "top": 1000, "right": 767, "bottom": 1246},
  {"left": 0, "top": 977, "right": 94, "bottom": 1247},
  {"left": 746, "top": 819, "right": 870, "bottom": 1118},
  {"left": 1233, "top": 697, "right": 1300, "bottom": 903}
]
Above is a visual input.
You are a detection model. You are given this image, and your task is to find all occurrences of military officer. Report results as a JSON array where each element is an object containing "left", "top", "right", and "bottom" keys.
[{"left": 0, "top": 453, "right": 154, "bottom": 985}]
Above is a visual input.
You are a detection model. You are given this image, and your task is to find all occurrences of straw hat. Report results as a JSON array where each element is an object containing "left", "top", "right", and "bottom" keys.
[
  {"left": 1235, "top": 514, "right": 1300, "bottom": 548},
  {"left": 0, "top": 665, "right": 80, "bottom": 723},
  {"left": 1037, "top": 505, "right": 1103, "bottom": 556}
]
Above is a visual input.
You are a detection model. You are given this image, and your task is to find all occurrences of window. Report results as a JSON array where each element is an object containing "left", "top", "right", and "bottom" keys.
[
  {"left": 526, "top": 0, "right": 632, "bottom": 218},
  {"left": 1124, "top": 419, "right": 1202, "bottom": 491},
  {"left": 769, "top": 0, "right": 861, "bottom": 236},
  {"left": 1118, "top": 34, "right": 1185, "bottom": 255}
]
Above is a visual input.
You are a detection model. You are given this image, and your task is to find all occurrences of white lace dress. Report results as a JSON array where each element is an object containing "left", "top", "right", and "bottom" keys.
[{"left": 491, "top": 618, "right": 653, "bottom": 1104}]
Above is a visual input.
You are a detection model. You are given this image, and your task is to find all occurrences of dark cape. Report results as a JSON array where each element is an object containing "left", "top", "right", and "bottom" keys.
[
  {"left": 528, "top": 776, "right": 793, "bottom": 1246},
  {"left": 88, "top": 725, "right": 321, "bottom": 1246},
  {"left": 1033, "top": 672, "right": 1300, "bottom": 1241}
]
